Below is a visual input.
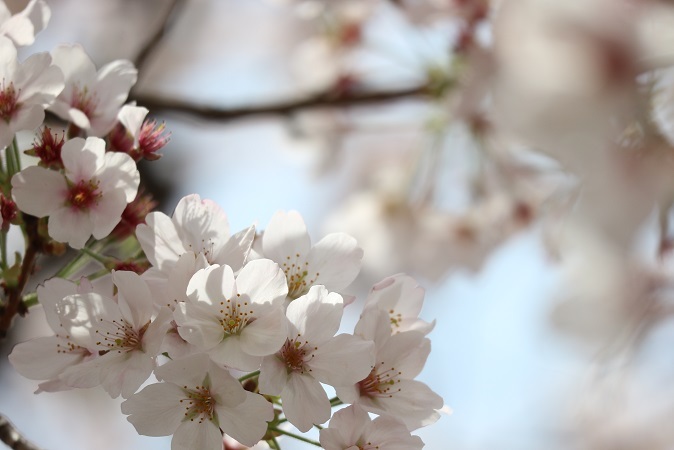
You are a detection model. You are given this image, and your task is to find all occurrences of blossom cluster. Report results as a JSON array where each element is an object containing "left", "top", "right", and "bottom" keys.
[{"left": 0, "top": 1, "right": 443, "bottom": 448}]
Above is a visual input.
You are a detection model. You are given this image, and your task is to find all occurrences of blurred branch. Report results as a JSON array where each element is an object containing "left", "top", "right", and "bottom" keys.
[
  {"left": 131, "top": 84, "right": 430, "bottom": 122},
  {"left": 0, "top": 414, "right": 42, "bottom": 450},
  {"left": 133, "top": 0, "right": 188, "bottom": 77}
]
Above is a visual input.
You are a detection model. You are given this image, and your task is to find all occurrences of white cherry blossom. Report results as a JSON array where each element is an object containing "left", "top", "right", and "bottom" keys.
[
  {"left": 49, "top": 43, "right": 137, "bottom": 136},
  {"left": 8, "top": 277, "right": 103, "bottom": 393},
  {"left": 12, "top": 136, "right": 140, "bottom": 249},
  {"left": 136, "top": 194, "right": 255, "bottom": 275},
  {"left": 0, "top": 35, "right": 63, "bottom": 149},
  {"left": 319, "top": 405, "right": 424, "bottom": 450},
  {"left": 121, "top": 353, "right": 273, "bottom": 450},
  {"left": 259, "top": 285, "right": 375, "bottom": 432},
  {"left": 53, "top": 271, "right": 172, "bottom": 398},
  {"left": 363, "top": 274, "right": 435, "bottom": 335},
  {"left": 175, "top": 259, "right": 288, "bottom": 371},
  {"left": 261, "top": 210, "right": 362, "bottom": 300},
  {"left": 336, "top": 309, "right": 443, "bottom": 430}
]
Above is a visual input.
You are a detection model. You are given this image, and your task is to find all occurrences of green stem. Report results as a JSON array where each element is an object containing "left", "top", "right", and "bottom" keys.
[
  {"left": 268, "top": 436, "right": 282, "bottom": 450},
  {"left": 56, "top": 240, "right": 108, "bottom": 279},
  {"left": 0, "top": 231, "right": 7, "bottom": 272},
  {"left": 11, "top": 137, "right": 21, "bottom": 173},
  {"left": 238, "top": 370, "right": 260, "bottom": 383},
  {"left": 79, "top": 247, "right": 110, "bottom": 265},
  {"left": 329, "top": 396, "right": 342, "bottom": 407},
  {"left": 268, "top": 427, "right": 320, "bottom": 447},
  {"left": 21, "top": 292, "right": 38, "bottom": 309}
]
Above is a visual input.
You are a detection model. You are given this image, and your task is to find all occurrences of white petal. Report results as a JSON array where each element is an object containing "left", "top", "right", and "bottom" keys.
[
  {"left": 286, "top": 285, "right": 343, "bottom": 344},
  {"left": 262, "top": 210, "right": 311, "bottom": 263},
  {"left": 121, "top": 382, "right": 185, "bottom": 436},
  {"left": 48, "top": 207, "right": 93, "bottom": 249},
  {"left": 8, "top": 336, "right": 86, "bottom": 380},
  {"left": 259, "top": 355, "right": 288, "bottom": 396},
  {"left": 172, "top": 417, "right": 222, "bottom": 450},
  {"left": 51, "top": 44, "right": 97, "bottom": 86},
  {"left": 214, "top": 224, "right": 255, "bottom": 271},
  {"left": 216, "top": 391, "right": 273, "bottom": 447},
  {"left": 235, "top": 259, "right": 287, "bottom": 306},
  {"left": 37, "top": 278, "right": 78, "bottom": 331},
  {"left": 239, "top": 307, "right": 287, "bottom": 356},
  {"left": 306, "top": 233, "right": 363, "bottom": 291},
  {"left": 308, "top": 334, "right": 374, "bottom": 387},
  {"left": 118, "top": 104, "right": 148, "bottom": 140},
  {"left": 61, "top": 137, "right": 103, "bottom": 181},
  {"left": 11, "top": 166, "right": 66, "bottom": 217},
  {"left": 208, "top": 336, "right": 262, "bottom": 372},
  {"left": 90, "top": 188, "right": 127, "bottom": 240},
  {"left": 282, "top": 373, "right": 330, "bottom": 432},
  {"left": 154, "top": 353, "right": 211, "bottom": 387},
  {"left": 137, "top": 212, "right": 187, "bottom": 270},
  {"left": 97, "top": 151, "right": 139, "bottom": 202},
  {"left": 174, "top": 301, "right": 224, "bottom": 350},
  {"left": 113, "top": 271, "right": 154, "bottom": 328},
  {"left": 172, "top": 194, "right": 230, "bottom": 263},
  {"left": 186, "top": 264, "right": 235, "bottom": 306}
]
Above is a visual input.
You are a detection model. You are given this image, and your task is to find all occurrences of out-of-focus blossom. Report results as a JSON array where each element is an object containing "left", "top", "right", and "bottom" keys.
[{"left": 0, "top": 0, "right": 50, "bottom": 47}]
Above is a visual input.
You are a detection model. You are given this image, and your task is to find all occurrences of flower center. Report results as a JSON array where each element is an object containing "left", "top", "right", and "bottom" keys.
[
  {"left": 95, "top": 319, "right": 149, "bottom": 353},
  {"left": 180, "top": 384, "right": 216, "bottom": 424},
  {"left": 0, "top": 81, "right": 19, "bottom": 122},
  {"left": 218, "top": 294, "right": 254, "bottom": 335},
  {"left": 67, "top": 180, "right": 101, "bottom": 210},
  {"left": 358, "top": 363, "right": 402, "bottom": 399},
  {"left": 279, "top": 336, "right": 315, "bottom": 374},
  {"left": 282, "top": 253, "right": 319, "bottom": 299},
  {"left": 71, "top": 84, "right": 98, "bottom": 118}
]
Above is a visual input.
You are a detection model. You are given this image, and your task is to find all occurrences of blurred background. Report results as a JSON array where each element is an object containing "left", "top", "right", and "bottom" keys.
[{"left": 4, "top": 0, "right": 674, "bottom": 449}]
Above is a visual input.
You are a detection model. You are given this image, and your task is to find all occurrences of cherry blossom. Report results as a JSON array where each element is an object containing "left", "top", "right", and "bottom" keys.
[
  {"left": 0, "top": 36, "right": 63, "bottom": 149},
  {"left": 336, "top": 309, "right": 443, "bottom": 430},
  {"left": 8, "top": 277, "right": 105, "bottom": 393},
  {"left": 53, "top": 271, "right": 172, "bottom": 398},
  {"left": 319, "top": 405, "right": 424, "bottom": 450},
  {"left": 261, "top": 210, "right": 363, "bottom": 300},
  {"left": 175, "top": 259, "right": 288, "bottom": 370},
  {"left": 259, "top": 285, "right": 375, "bottom": 432},
  {"left": 11, "top": 136, "right": 140, "bottom": 249},
  {"left": 121, "top": 353, "right": 273, "bottom": 449},
  {"left": 363, "top": 274, "right": 435, "bottom": 335},
  {"left": 0, "top": 0, "right": 50, "bottom": 47},
  {"left": 136, "top": 194, "right": 255, "bottom": 275},
  {"left": 110, "top": 104, "right": 169, "bottom": 161},
  {"left": 49, "top": 43, "right": 137, "bottom": 136}
]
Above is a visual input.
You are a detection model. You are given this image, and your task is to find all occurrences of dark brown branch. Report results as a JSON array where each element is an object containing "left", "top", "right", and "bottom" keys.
[
  {"left": 133, "top": 0, "right": 187, "bottom": 77},
  {"left": 131, "top": 84, "right": 430, "bottom": 122},
  {"left": 0, "top": 414, "right": 42, "bottom": 450}
]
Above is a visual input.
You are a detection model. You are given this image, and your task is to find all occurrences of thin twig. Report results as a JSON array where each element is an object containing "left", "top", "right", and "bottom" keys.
[
  {"left": 132, "top": 0, "right": 187, "bottom": 77},
  {"left": 0, "top": 414, "right": 42, "bottom": 450},
  {"left": 131, "top": 84, "right": 430, "bottom": 122}
]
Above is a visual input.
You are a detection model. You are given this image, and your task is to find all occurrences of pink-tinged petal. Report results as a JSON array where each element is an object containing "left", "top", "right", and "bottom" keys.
[
  {"left": 61, "top": 137, "right": 103, "bottom": 181},
  {"left": 37, "top": 278, "right": 78, "bottom": 331},
  {"left": 16, "top": 53, "right": 63, "bottom": 104},
  {"left": 307, "top": 233, "right": 363, "bottom": 292},
  {"left": 282, "top": 373, "right": 330, "bottom": 432},
  {"left": 259, "top": 355, "right": 288, "bottom": 396},
  {"left": 174, "top": 302, "right": 224, "bottom": 350},
  {"left": 321, "top": 405, "right": 370, "bottom": 448},
  {"left": 172, "top": 194, "right": 230, "bottom": 263},
  {"left": 208, "top": 336, "right": 262, "bottom": 372},
  {"left": 117, "top": 104, "right": 147, "bottom": 142},
  {"left": 67, "top": 107, "right": 91, "bottom": 129},
  {"left": 359, "top": 379, "right": 443, "bottom": 430},
  {"left": 235, "top": 259, "right": 287, "bottom": 306},
  {"left": 216, "top": 392, "right": 273, "bottom": 447},
  {"left": 143, "top": 307, "right": 173, "bottom": 356},
  {"left": 262, "top": 210, "right": 311, "bottom": 263},
  {"left": 4, "top": 0, "right": 50, "bottom": 46},
  {"left": 56, "top": 292, "right": 118, "bottom": 348},
  {"left": 238, "top": 307, "right": 287, "bottom": 356},
  {"left": 154, "top": 353, "right": 210, "bottom": 386},
  {"left": 11, "top": 166, "right": 66, "bottom": 217},
  {"left": 308, "top": 334, "right": 374, "bottom": 387},
  {"left": 97, "top": 350, "right": 154, "bottom": 398},
  {"left": 97, "top": 151, "right": 139, "bottom": 202},
  {"left": 172, "top": 418, "right": 222, "bottom": 450},
  {"left": 354, "top": 309, "right": 391, "bottom": 349},
  {"left": 186, "top": 264, "right": 235, "bottom": 306},
  {"left": 113, "top": 271, "right": 154, "bottom": 328},
  {"left": 48, "top": 207, "right": 93, "bottom": 249},
  {"left": 90, "top": 188, "right": 127, "bottom": 240},
  {"left": 136, "top": 212, "right": 187, "bottom": 270},
  {"left": 365, "top": 274, "right": 425, "bottom": 321},
  {"left": 59, "top": 356, "right": 101, "bottom": 389},
  {"left": 0, "top": 36, "right": 17, "bottom": 73},
  {"left": 378, "top": 332, "right": 430, "bottom": 380},
  {"left": 286, "top": 286, "right": 343, "bottom": 344},
  {"left": 10, "top": 103, "right": 44, "bottom": 132},
  {"left": 121, "top": 382, "right": 185, "bottom": 436},
  {"left": 95, "top": 59, "right": 137, "bottom": 107},
  {"left": 51, "top": 44, "right": 96, "bottom": 85},
  {"left": 214, "top": 224, "right": 255, "bottom": 271},
  {"left": 368, "top": 415, "right": 424, "bottom": 449},
  {"left": 8, "top": 336, "right": 86, "bottom": 380}
]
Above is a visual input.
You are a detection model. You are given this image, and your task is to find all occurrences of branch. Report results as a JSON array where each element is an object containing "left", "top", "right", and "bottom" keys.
[
  {"left": 131, "top": 84, "right": 430, "bottom": 122},
  {"left": 0, "top": 414, "right": 42, "bottom": 450},
  {"left": 133, "top": 0, "right": 187, "bottom": 78}
]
